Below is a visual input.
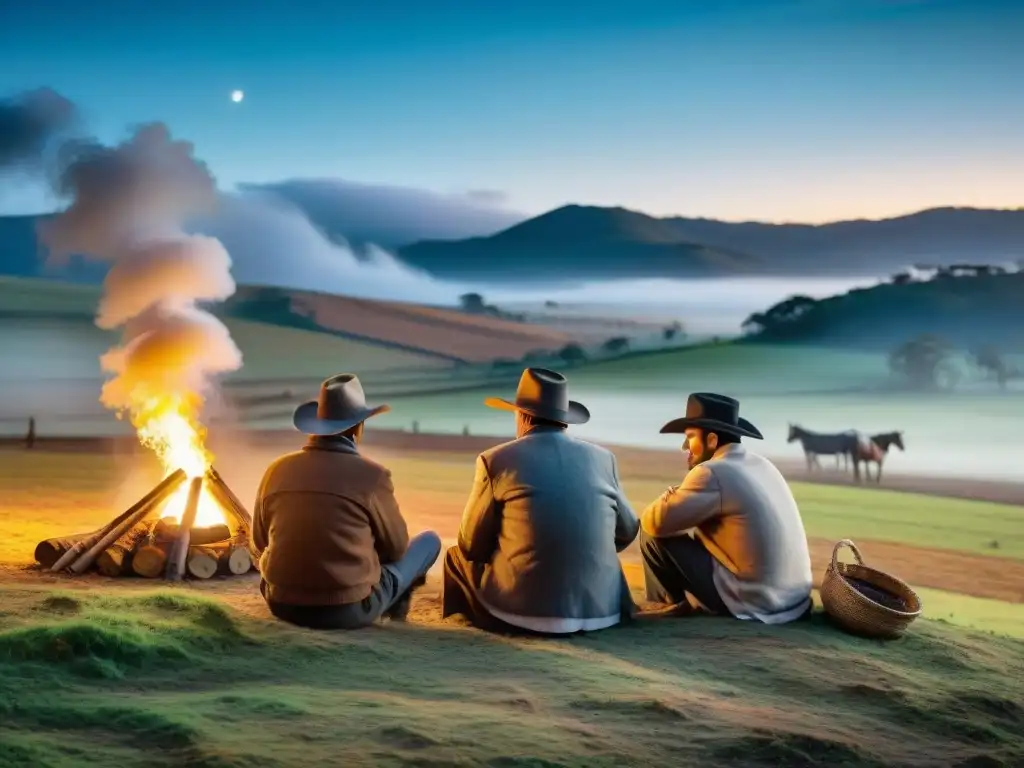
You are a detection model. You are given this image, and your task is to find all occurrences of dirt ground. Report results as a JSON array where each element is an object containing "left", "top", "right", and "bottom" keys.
[{"left": 2, "top": 428, "right": 1022, "bottom": 608}]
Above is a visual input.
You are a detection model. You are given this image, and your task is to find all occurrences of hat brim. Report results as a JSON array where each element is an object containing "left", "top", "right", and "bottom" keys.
[
  {"left": 292, "top": 401, "right": 391, "bottom": 436},
  {"left": 659, "top": 416, "right": 763, "bottom": 440},
  {"left": 484, "top": 397, "right": 590, "bottom": 425}
]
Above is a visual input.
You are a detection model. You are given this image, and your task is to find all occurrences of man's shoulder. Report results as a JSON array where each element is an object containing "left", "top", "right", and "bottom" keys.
[
  {"left": 263, "top": 447, "right": 391, "bottom": 491},
  {"left": 482, "top": 433, "right": 611, "bottom": 467}
]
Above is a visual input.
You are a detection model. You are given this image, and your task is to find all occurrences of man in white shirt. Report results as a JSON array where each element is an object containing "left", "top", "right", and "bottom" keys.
[{"left": 640, "top": 393, "right": 813, "bottom": 624}]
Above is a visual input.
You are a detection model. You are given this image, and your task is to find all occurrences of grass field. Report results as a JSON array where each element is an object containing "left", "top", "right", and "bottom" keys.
[
  {"left": 1, "top": 444, "right": 1023, "bottom": 766},
  {"left": 1, "top": 585, "right": 1022, "bottom": 767}
]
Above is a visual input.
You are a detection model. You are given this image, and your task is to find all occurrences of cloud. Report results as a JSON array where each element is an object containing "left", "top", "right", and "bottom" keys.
[
  {"left": 192, "top": 190, "right": 466, "bottom": 303},
  {"left": 241, "top": 178, "right": 526, "bottom": 250}
]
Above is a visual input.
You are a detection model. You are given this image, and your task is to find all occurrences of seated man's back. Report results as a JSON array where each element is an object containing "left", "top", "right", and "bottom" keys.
[
  {"left": 253, "top": 373, "right": 441, "bottom": 630},
  {"left": 476, "top": 428, "right": 634, "bottom": 628},
  {"left": 257, "top": 445, "right": 405, "bottom": 606},
  {"left": 690, "top": 446, "right": 813, "bottom": 618},
  {"left": 443, "top": 367, "right": 639, "bottom": 635}
]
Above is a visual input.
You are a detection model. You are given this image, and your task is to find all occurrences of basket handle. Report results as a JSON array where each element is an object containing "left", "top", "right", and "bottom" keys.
[{"left": 831, "top": 539, "right": 864, "bottom": 569}]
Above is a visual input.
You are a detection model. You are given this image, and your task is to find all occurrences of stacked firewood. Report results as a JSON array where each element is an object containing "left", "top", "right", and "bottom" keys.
[{"left": 34, "top": 467, "right": 256, "bottom": 581}]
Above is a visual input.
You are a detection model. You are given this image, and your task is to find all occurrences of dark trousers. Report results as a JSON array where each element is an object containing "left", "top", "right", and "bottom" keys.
[
  {"left": 265, "top": 531, "right": 442, "bottom": 630},
  {"left": 638, "top": 530, "right": 732, "bottom": 616},
  {"left": 442, "top": 546, "right": 635, "bottom": 636}
]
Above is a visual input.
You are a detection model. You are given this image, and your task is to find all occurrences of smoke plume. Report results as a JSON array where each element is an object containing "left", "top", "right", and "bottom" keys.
[
  {"left": 35, "top": 118, "right": 242, "bottom": 422},
  {"left": 0, "top": 88, "right": 78, "bottom": 170}
]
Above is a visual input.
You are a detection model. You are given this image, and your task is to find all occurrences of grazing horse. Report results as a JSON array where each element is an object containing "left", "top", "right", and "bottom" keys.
[
  {"left": 787, "top": 425, "right": 859, "bottom": 474},
  {"left": 855, "top": 431, "right": 905, "bottom": 483}
]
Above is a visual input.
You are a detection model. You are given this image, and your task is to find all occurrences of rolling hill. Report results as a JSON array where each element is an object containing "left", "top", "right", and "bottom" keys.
[
  {"left": 743, "top": 268, "right": 1024, "bottom": 351},
  {"left": 397, "top": 204, "right": 1024, "bottom": 282}
]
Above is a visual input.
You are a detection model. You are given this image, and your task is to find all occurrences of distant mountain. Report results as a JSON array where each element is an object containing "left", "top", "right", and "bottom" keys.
[
  {"left": 397, "top": 205, "right": 763, "bottom": 284},
  {"left": 397, "top": 205, "right": 1024, "bottom": 282},
  {"left": 240, "top": 178, "right": 526, "bottom": 251}
]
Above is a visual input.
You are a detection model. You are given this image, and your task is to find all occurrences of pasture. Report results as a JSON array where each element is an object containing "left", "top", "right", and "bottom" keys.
[{"left": 1, "top": 440, "right": 1023, "bottom": 767}]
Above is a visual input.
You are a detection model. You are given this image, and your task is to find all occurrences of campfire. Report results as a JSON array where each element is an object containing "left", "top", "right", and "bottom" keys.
[{"left": 35, "top": 408, "right": 255, "bottom": 581}]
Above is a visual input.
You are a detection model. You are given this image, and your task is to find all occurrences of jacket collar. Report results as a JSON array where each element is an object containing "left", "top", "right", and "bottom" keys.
[
  {"left": 521, "top": 423, "right": 567, "bottom": 438},
  {"left": 303, "top": 434, "right": 360, "bottom": 455},
  {"left": 713, "top": 443, "right": 746, "bottom": 460}
]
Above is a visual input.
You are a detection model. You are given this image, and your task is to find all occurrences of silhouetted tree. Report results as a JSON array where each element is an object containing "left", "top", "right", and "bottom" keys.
[
  {"left": 459, "top": 292, "right": 486, "bottom": 313},
  {"left": 601, "top": 336, "right": 630, "bottom": 355},
  {"left": 888, "top": 335, "right": 955, "bottom": 389},
  {"left": 741, "top": 295, "right": 818, "bottom": 336},
  {"left": 890, "top": 271, "right": 912, "bottom": 285},
  {"left": 662, "top": 321, "right": 684, "bottom": 341},
  {"left": 973, "top": 345, "right": 1011, "bottom": 390},
  {"left": 558, "top": 343, "right": 588, "bottom": 365}
]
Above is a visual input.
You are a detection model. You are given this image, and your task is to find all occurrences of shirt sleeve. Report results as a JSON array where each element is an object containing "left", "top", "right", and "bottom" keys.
[
  {"left": 457, "top": 454, "right": 501, "bottom": 563},
  {"left": 641, "top": 463, "right": 722, "bottom": 537},
  {"left": 369, "top": 470, "right": 411, "bottom": 564},
  {"left": 610, "top": 454, "right": 641, "bottom": 552}
]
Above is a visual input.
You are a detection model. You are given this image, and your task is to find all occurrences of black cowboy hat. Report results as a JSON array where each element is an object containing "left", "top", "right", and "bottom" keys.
[
  {"left": 293, "top": 373, "right": 390, "bottom": 435},
  {"left": 659, "top": 392, "right": 763, "bottom": 440},
  {"left": 484, "top": 367, "right": 590, "bottom": 425}
]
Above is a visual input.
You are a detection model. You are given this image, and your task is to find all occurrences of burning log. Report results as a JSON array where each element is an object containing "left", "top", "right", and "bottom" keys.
[
  {"left": 206, "top": 467, "right": 252, "bottom": 534},
  {"left": 152, "top": 518, "right": 230, "bottom": 546},
  {"left": 61, "top": 469, "right": 187, "bottom": 574},
  {"left": 165, "top": 477, "right": 204, "bottom": 581},
  {"left": 38, "top": 466, "right": 254, "bottom": 581},
  {"left": 94, "top": 521, "right": 152, "bottom": 577}
]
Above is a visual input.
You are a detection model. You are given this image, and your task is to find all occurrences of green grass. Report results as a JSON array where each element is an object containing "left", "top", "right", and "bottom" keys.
[
  {"left": 791, "top": 483, "right": 1023, "bottom": 559},
  {"left": 565, "top": 342, "right": 892, "bottom": 393},
  {"left": 0, "top": 587, "right": 1021, "bottom": 767},
  {"left": 916, "top": 589, "right": 1024, "bottom": 639}
]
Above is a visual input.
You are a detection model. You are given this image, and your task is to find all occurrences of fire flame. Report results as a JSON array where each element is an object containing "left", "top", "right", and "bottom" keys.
[{"left": 131, "top": 391, "right": 225, "bottom": 528}]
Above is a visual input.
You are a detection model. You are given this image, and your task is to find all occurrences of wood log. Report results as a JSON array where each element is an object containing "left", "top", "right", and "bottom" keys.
[
  {"left": 152, "top": 520, "right": 230, "bottom": 546},
  {"left": 206, "top": 467, "right": 253, "bottom": 534},
  {"left": 35, "top": 531, "right": 94, "bottom": 569},
  {"left": 95, "top": 522, "right": 151, "bottom": 577},
  {"left": 131, "top": 544, "right": 167, "bottom": 578},
  {"left": 221, "top": 544, "right": 252, "bottom": 576},
  {"left": 186, "top": 546, "right": 220, "bottom": 579},
  {"left": 165, "top": 477, "right": 203, "bottom": 581},
  {"left": 66, "top": 469, "right": 187, "bottom": 574}
]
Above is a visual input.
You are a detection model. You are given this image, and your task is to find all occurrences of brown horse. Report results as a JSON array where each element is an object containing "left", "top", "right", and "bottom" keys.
[{"left": 853, "top": 431, "right": 905, "bottom": 483}]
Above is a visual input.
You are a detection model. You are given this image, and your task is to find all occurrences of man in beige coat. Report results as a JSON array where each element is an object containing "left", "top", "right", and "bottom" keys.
[
  {"left": 252, "top": 373, "right": 442, "bottom": 629},
  {"left": 640, "top": 393, "right": 813, "bottom": 624}
]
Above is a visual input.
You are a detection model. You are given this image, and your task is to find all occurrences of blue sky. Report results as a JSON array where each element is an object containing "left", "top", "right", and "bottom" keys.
[{"left": 1, "top": 0, "right": 1021, "bottom": 222}]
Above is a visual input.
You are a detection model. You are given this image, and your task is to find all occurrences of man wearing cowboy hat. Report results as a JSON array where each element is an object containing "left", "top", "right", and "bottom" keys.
[
  {"left": 639, "top": 393, "right": 813, "bottom": 624},
  {"left": 251, "top": 373, "right": 442, "bottom": 629},
  {"left": 442, "top": 367, "right": 640, "bottom": 634}
]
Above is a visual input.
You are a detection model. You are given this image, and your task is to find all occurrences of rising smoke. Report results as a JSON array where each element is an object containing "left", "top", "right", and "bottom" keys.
[
  {"left": 41, "top": 123, "right": 243, "bottom": 421},
  {"left": 0, "top": 89, "right": 244, "bottom": 428}
]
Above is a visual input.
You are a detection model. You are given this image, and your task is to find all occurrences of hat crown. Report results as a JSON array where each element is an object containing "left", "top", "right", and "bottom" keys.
[
  {"left": 316, "top": 373, "right": 368, "bottom": 421},
  {"left": 685, "top": 392, "right": 741, "bottom": 426},
  {"left": 516, "top": 367, "right": 568, "bottom": 411}
]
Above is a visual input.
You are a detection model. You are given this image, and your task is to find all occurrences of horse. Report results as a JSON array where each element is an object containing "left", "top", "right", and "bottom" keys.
[
  {"left": 787, "top": 425, "right": 859, "bottom": 473},
  {"left": 854, "top": 431, "right": 905, "bottom": 483}
]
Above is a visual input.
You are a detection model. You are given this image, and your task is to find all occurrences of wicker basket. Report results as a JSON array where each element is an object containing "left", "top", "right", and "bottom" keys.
[{"left": 820, "top": 539, "right": 922, "bottom": 640}]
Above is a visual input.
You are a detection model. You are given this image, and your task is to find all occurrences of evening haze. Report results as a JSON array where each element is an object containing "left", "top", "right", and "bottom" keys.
[{"left": 1, "top": 0, "right": 1021, "bottom": 222}]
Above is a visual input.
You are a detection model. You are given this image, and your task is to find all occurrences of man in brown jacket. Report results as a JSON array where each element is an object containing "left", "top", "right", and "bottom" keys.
[{"left": 252, "top": 373, "right": 441, "bottom": 629}]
